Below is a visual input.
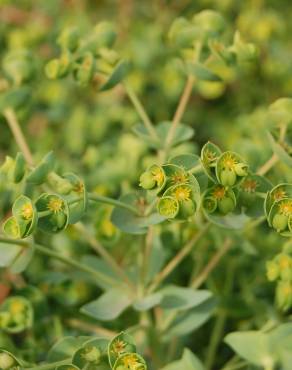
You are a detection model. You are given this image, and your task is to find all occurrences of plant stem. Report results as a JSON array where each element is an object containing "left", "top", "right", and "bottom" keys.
[
  {"left": 257, "top": 153, "right": 278, "bottom": 176},
  {"left": 191, "top": 238, "right": 232, "bottom": 289},
  {"left": 74, "top": 222, "right": 135, "bottom": 290},
  {"left": 88, "top": 193, "right": 140, "bottom": 215},
  {"left": 25, "top": 358, "right": 71, "bottom": 370},
  {"left": 163, "top": 75, "right": 195, "bottom": 159},
  {"left": 147, "top": 223, "right": 210, "bottom": 293},
  {"left": 66, "top": 318, "right": 117, "bottom": 337},
  {"left": 0, "top": 234, "right": 118, "bottom": 287},
  {"left": 3, "top": 107, "right": 34, "bottom": 166},
  {"left": 34, "top": 243, "right": 116, "bottom": 287},
  {"left": 124, "top": 83, "right": 159, "bottom": 142}
]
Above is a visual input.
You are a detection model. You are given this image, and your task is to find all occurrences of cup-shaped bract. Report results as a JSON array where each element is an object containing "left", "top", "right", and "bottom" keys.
[
  {"left": 192, "top": 10, "right": 226, "bottom": 40},
  {"left": 216, "top": 151, "right": 248, "bottom": 187},
  {"left": 268, "top": 198, "right": 292, "bottom": 236},
  {"left": 35, "top": 193, "right": 69, "bottom": 233},
  {"left": 113, "top": 353, "right": 147, "bottom": 370},
  {"left": 202, "top": 185, "right": 236, "bottom": 216},
  {"left": 201, "top": 141, "right": 222, "bottom": 182},
  {"left": 72, "top": 337, "right": 109, "bottom": 370},
  {"left": 3, "top": 195, "right": 38, "bottom": 239},
  {"left": 63, "top": 172, "right": 88, "bottom": 224},
  {"left": 0, "top": 296, "right": 33, "bottom": 333},
  {"left": 2, "top": 49, "right": 35, "bottom": 86},
  {"left": 161, "top": 176, "right": 200, "bottom": 220},
  {"left": 265, "top": 183, "right": 292, "bottom": 219},
  {"left": 108, "top": 332, "right": 136, "bottom": 368},
  {"left": 157, "top": 196, "right": 179, "bottom": 219},
  {"left": 139, "top": 164, "right": 166, "bottom": 194}
]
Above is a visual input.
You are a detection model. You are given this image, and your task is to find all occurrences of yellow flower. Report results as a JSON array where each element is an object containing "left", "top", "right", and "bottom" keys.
[
  {"left": 279, "top": 200, "right": 292, "bottom": 216},
  {"left": 111, "top": 339, "right": 126, "bottom": 355},
  {"left": 171, "top": 172, "right": 188, "bottom": 185},
  {"left": 47, "top": 197, "right": 64, "bottom": 213},
  {"left": 10, "top": 300, "right": 24, "bottom": 315},
  {"left": 222, "top": 153, "right": 237, "bottom": 170},
  {"left": 122, "top": 354, "right": 140, "bottom": 368},
  {"left": 151, "top": 168, "right": 164, "bottom": 187},
  {"left": 241, "top": 179, "right": 258, "bottom": 193},
  {"left": 21, "top": 203, "right": 33, "bottom": 220},
  {"left": 273, "top": 187, "right": 287, "bottom": 201},
  {"left": 173, "top": 186, "right": 191, "bottom": 202},
  {"left": 212, "top": 186, "right": 225, "bottom": 200}
]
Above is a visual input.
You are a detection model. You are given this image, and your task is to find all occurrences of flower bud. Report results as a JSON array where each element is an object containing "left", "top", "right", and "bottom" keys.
[
  {"left": 218, "top": 196, "right": 235, "bottom": 214},
  {"left": 47, "top": 172, "right": 73, "bottom": 195},
  {"left": 277, "top": 254, "right": 292, "bottom": 280},
  {"left": 45, "top": 59, "right": 61, "bottom": 80},
  {"left": 220, "top": 169, "right": 236, "bottom": 187},
  {"left": 74, "top": 52, "right": 95, "bottom": 86},
  {"left": 234, "top": 163, "right": 248, "bottom": 177},
  {"left": 0, "top": 352, "right": 15, "bottom": 369},
  {"left": 276, "top": 280, "right": 292, "bottom": 311},
  {"left": 139, "top": 171, "right": 156, "bottom": 190},
  {"left": 193, "top": 10, "right": 226, "bottom": 38},
  {"left": 57, "top": 27, "right": 80, "bottom": 52},
  {"left": 2, "top": 50, "right": 34, "bottom": 86},
  {"left": 55, "top": 212, "right": 67, "bottom": 229},
  {"left": 266, "top": 260, "right": 279, "bottom": 281},
  {"left": 272, "top": 213, "right": 288, "bottom": 232}
]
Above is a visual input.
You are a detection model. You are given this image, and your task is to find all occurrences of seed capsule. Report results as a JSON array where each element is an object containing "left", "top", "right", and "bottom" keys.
[
  {"left": 218, "top": 197, "right": 235, "bottom": 214},
  {"left": 180, "top": 199, "right": 196, "bottom": 218},
  {"left": 266, "top": 260, "right": 279, "bottom": 281},
  {"left": 272, "top": 213, "right": 288, "bottom": 232},
  {"left": 220, "top": 168, "right": 236, "bottom": 187},
  {"left": 139, "top": 172, "right": 156, "bottom": 190}
]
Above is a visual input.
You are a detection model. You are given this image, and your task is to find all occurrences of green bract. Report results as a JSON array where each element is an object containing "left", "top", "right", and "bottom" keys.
[
  {"left": 108, "top": 332, "right": 136, "bottom": 368},
  {"left": 35, "top": 193, "right": 69, "bottom": 233},
  {"left": 215, "top": 151, "right": 248, "bottom": 187},
  {"left": 0, "top": 296, "right": 33, "bottom": 333},
  {"left": 3, "top": 195, "right": 37, "bottom": 238}
]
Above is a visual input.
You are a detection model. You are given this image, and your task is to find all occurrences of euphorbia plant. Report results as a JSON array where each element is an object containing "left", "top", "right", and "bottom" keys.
[{"left": 0, "top": 6, "right": 292, "bottom": 370}]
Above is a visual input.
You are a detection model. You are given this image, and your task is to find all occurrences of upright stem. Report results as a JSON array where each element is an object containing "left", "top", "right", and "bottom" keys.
[
  {"left": 3, "top": 107, "right": 34, "bottom": 166},
  {"left": 256, "top": 153, "right": 278, "bottom": 176},
  {"left": 163, "top": 75, "right": 195, "bottom": 157},
  {"left": 191, "top": 238, "right": 232, "bottom": 289},
  {"left": 124, "top": 83, "right": 159, "bottom": 142},
  {"left": 148, "top": 223, "right": 210, "bottom": 293},
  {"left": 74, "top": 222, "right": 135, "bottom": 290}
]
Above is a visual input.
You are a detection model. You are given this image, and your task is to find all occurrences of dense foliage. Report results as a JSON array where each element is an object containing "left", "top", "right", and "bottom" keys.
[{"left": 0, "top": 1, "right": 292, "bottom": 370}]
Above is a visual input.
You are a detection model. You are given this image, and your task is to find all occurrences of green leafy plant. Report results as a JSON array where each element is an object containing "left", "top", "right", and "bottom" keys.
[{"left": 1, "top": 2, "right": 292, "bottom": 370}]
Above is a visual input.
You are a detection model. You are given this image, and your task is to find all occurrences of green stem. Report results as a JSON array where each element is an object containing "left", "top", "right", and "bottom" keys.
[
  {"left": 0, "top": 235, "right": 117, "bottom": 287},
  {"left": 34, "top": 243, "right": 116, "bottom": 287},
  {"left": 3, "top": 107, "right": 34, "bottom": 167},
  {"left": 147, "top": 223, "right": 210, "bottom": 293},
  {"left": 123, "top": 83, "right": 159, "bottom": 142},
  {"left": 88, "top": 193, "right": 140, "bottom": 215},
  {"left": 25, "top": 358, "right": 71, "bottom": 370}
]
